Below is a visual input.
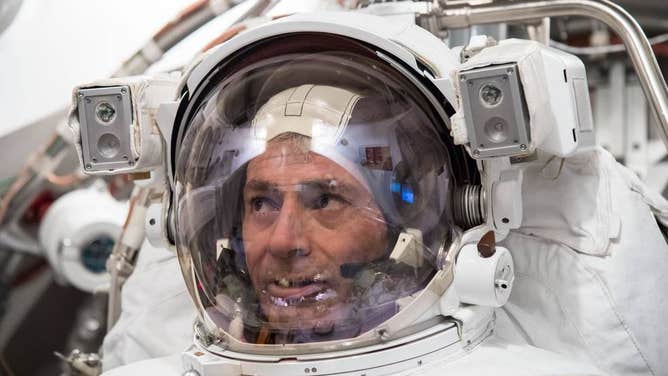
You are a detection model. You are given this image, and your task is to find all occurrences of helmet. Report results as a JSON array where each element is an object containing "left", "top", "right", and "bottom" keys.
[{"left": 171, "top": 21, "right": 477, "bottom": 356}]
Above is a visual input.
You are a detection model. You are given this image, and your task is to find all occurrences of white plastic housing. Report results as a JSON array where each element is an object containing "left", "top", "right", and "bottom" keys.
[
  {"left": 453, "top": 243, "right": 514, "bottom": 307},
  {"left": 145, "top": 200, "right": 173, "bottom": 251},
  {"left": 38, "top": 185, "right": 128, "bottom": 292},
  {"left": 68, "top": 74, "right": 179, "bottom": 175},
  {"left": 451, "top": 39, "right": 595, "bottom": 158},
  {"left": 491, "top": 168, "right": 523, "bottom": 231},
  {"left": 539, "top": 46, "right": 596, "bottom": 156}
]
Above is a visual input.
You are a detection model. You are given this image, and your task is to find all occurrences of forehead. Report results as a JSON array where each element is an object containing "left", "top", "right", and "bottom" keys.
[{"left": 246, "top": 139, "right": 362, "bottom": 188}]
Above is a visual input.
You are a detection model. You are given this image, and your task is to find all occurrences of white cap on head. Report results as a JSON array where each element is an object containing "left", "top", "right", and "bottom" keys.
[{"left": 251, "top": 84, "right": 388, "bottom": 193}]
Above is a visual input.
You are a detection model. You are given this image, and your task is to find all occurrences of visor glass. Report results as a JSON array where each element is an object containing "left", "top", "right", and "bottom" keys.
[{"left": 174, "top": 44, "right": 456, "bottom": 345}]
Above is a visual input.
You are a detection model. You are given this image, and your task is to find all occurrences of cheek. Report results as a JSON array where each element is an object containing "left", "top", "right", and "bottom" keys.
[
  {"left": 314, "top": 217, "right": 388, "bottom": 263},
  {"left": 350, "top": 201, "right": 389, "bottom": 255},
  {"left": 242, "top": 227, "right": 266, "bottom": 284},
  {"left": 358, "top": 218, "right": 389, "bottom": 260}
]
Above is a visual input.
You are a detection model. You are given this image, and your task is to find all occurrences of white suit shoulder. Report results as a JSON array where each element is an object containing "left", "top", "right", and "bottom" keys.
[
  {"left": 411, "top": 333, "right": 604, "bottom": 376},
  {"left": 101, "top": 340, "right": 602, "bottom": 376},
  {"left": 502, "top": 147, "right": 668, "bottom": 375},
  {"left": 101, "top": 241, "right": 197, "bottom": 371},
  {"left": 102, "top": 354, "right": 183, "bottom": 376}
]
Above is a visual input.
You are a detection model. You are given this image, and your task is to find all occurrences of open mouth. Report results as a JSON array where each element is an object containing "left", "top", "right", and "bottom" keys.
[{"left": 266, "top": 274, "right": 338, "bottom": 307}]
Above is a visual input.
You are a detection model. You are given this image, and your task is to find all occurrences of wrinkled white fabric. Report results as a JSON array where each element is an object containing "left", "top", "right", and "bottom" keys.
[
  {"left": 516, "top": 149, "right": 621, "bottom": 256},
  {"left": 102, "top": 309, "right": 603, "bottom": 376},
  {"left": 101, "top": 241, "right": 197, "bottom": 372},
  {"left": 103, "top": 354, "right": 183, "bottom": 376},
  {"left": 501, "top": 146, "right": 668, "bottom": 375},
  {"left": 413, "top": 330, "right": 603, "bottom": 375}
]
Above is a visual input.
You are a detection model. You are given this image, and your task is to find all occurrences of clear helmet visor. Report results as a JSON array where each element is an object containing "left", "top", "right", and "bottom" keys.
[{"left": 174, "top": 39, "right": 458, "bottom": 346}]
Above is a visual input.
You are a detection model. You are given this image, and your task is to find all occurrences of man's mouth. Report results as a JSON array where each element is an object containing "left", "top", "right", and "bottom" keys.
[{"left": 265, "top": 274, "right": 338, "bottom": 307}]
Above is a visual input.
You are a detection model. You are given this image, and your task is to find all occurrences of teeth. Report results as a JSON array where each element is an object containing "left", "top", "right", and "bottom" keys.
[
  {"left": 268, "top": 288, "right": 337, "bottom": 308},
  {"left": 275, "top": 275, "right": 325, "bottom": 288},
  {"left": 270, "top": 296, "right": 288, "bottom": 307},
  {"left": 314, "top": 289, "right": 337, "bottom": 302},
  {"left": 268, "top": 295, "right": 315, "bottom": 307}
]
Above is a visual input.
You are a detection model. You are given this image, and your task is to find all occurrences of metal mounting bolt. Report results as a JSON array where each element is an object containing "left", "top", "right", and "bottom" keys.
[{"left": 376, "top": 328, "right": 390, "bottom": 341}]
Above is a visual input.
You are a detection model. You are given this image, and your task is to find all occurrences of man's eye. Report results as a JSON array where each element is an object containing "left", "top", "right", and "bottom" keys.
[
  {"left": 250, "top": 197, "right": 277, "bottom": 213},
  {"left": 310, "top": 193, "right": 345, "bottom": 210},
  {"left": 314, "top": 194, "right": 330, "bottom": 209}
]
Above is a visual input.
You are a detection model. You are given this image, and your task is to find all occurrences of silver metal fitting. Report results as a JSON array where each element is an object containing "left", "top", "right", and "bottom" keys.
[{"left": 453, "top": 184, "right": 485, "bottom": 229}]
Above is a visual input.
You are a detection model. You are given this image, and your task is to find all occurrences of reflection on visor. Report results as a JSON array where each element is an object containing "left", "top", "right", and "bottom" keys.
[
  {"left": 390, "top": 182, "right": 414, "bottom": 204},
  {"left": 174, "top": 45, "right": 456, "bottom": 347},
  {"left": 390, "top": 182, "right": 401, "bottom": 193},
  {"left": 402, "top": 186, "right": 415, "bottom": 204}
]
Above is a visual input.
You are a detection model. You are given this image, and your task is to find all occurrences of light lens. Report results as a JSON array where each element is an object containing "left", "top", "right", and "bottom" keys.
[
  {"left": 97, "top": 133, "right": 121, "bottom": 158},
  {"left": 484, "top": 117, "right": 509, "bottom": 143}
]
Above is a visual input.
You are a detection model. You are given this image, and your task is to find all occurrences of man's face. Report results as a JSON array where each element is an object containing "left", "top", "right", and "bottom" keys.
[{"left": 242, "top": 138, "right": 388, "bottom": 332}]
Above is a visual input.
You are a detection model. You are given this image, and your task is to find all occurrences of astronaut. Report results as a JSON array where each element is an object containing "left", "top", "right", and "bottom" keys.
[
  {"left": 101, "top": 56, "right": 599, "bottom": 376},
  {"left": 68, "top": 7, "right": 668, "bottom": 376}
]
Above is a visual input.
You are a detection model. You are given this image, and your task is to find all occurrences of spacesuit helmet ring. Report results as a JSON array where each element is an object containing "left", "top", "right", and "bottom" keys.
[{"left": 172, "top": 33, "right": 475, "bottom": 351}]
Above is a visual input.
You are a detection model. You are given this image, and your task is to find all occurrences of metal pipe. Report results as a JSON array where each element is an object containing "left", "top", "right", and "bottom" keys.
[
  {"left": 433, "top": 0, "right": 668, "bottom": 149},
  {"left": 113, "top": 0, "right": 237, "bottom": 77},
  {"left": 106, "top": 187, "right": 151, "bottom": 332},
  {"left": 0, "top": 227, "right": 39, "bottom": 255},
  {"left": 113, "top": 0, "right": 276, "bottom": 77}
]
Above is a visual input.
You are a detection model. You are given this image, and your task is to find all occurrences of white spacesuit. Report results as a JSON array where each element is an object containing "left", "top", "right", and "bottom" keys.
[{"left": 65, "top": 7, "right": 668, "bottom": 376}]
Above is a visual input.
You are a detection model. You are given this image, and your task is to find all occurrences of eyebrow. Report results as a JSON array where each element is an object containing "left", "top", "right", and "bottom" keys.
[
  {"left": 244, "top": 178, "right": 357, "bottom": 196},
  {"left": 245, "top": 179, "right": 275, "bottom": 192}
]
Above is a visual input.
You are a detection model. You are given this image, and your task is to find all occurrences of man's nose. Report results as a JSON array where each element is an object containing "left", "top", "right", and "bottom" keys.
[{"left": 267, "top": 194, "right": 310, "bottom": 259}]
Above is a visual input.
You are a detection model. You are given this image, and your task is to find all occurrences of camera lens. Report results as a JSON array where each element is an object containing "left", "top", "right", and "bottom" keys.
[
  {"left": 484, "top": 117, "right": 509, "bottom": 143},
  {"left": 95, "top": 102, "right": 116, "bottom": 124},
  {"left": 479, "top": 83, "right": 503, "bottom": 108}
]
